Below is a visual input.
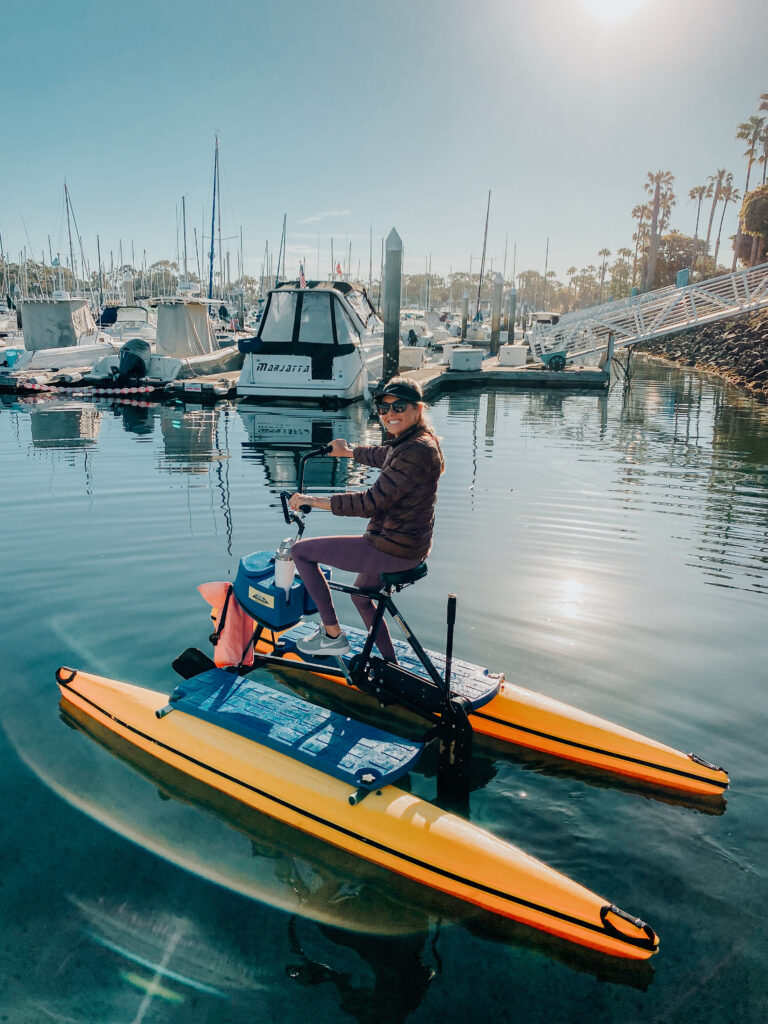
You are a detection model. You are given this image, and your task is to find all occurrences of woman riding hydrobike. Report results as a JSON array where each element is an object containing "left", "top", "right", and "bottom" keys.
[{"left": 288, "top": 377, "right": 444, "bottom": 662}]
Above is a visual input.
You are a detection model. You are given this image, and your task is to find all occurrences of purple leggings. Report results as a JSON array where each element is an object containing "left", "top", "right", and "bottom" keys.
[{"left": 291, "top": 535, "right": 422, "bottom": 663}]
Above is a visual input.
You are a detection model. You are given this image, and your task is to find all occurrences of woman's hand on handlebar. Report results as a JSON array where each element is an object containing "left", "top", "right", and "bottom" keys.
[
  {"left": 328, "top": 438, "right": 354, "bottom": 458},
  {"left": 288, "top": 492, "right": 311, "bottom": 511},
  {"left": 288, "top": 492, "right": 331, "bottom": 512}
]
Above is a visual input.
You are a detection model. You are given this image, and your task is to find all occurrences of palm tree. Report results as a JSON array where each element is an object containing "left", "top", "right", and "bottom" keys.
[
  {"left": 735, "top": 115, "right": 766, "bottom": 195},
  {"left": 631, "top": 203, "right": 651, "bottom": 287},
  {"left": 689, "top": 183, "right": 712, "bottom": 276},
  {"left": 597, "top": 248, "right": 611, "bottom": 302},
  {"left": 643, "top": 170, "right": 675, "bottom": 291},
  {"left": 610, "top": 249, "right": 633, "bottom": 297},
  {"left": 713, "top": 176, "right": 739, "bottom": 266},
  {"left": 704, "top": 168, "right": 730, "bottom": 255}
]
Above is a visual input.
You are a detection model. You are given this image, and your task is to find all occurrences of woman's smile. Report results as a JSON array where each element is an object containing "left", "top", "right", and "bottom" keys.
[{"left": 379, "top": 400, "right": 422, "bottom": 435}]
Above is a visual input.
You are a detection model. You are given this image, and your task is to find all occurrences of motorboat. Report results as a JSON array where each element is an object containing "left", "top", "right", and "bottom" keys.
[
  {"left": 0, "top": 296, "right": 118, "bottom": 387},
  {"left": 85, "top": 298, "right": 243, "bottom": 387},
  {"left": 237, "top": 280, "right": 383, "bottom": 404},
  {"left": 102, "top": 305, "right": 158, "bottom": 346},
  {"left": 400, "top": 310, "right": 433, "bottom": 347}
]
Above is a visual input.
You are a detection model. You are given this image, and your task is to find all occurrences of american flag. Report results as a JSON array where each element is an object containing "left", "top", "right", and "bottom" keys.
[{"left": 299, "top": 262, "right": 306, "bottom": 288}]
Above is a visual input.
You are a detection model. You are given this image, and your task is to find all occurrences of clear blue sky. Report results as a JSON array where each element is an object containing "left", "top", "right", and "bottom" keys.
[{"left": 3, "top": 0, "right": 767, "bottom": 285}]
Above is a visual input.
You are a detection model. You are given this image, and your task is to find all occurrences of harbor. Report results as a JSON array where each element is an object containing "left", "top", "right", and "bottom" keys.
[{"left": 3, "top": 0, "right": 768, "bottom": 1020}]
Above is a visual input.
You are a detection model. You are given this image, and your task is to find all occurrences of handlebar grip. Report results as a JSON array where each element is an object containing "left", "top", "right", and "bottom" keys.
[
  {"left": 300, "top": 504, "right": 312, "bottom": 514},
  {"left": 280, "top": 491, "right": 292, "bottom": 525}
]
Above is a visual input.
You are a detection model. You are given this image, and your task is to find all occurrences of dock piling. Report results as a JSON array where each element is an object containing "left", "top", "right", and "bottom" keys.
[
  {"left": 490, "top": 273, "right": 503, "bottom": 355},
  {"left": 383, "top": 229, "right": 402, "bottom": 382},
  {"left": 604, "top": 331, "right": 615, "bottom": 379},
  {"left": 507, "top": 287, "right": 517, "bottom": 343}
]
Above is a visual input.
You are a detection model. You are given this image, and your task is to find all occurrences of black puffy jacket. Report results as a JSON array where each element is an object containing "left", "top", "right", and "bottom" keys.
[{"left": 329, "top": 425, "right": 443, "bottom": 560}]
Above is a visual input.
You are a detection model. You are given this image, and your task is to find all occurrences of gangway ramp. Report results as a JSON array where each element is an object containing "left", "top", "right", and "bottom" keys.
[{"left": 532, "top": 262, "right": 768, "bottom": 364}]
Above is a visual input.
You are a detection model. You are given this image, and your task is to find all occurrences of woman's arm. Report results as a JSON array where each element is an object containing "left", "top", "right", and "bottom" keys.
[{"left": 330, "top": 440, "right": 439, "bottom": 519}]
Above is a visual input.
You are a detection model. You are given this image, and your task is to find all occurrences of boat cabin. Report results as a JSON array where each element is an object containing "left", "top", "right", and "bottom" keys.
[{"left": 237, "top": 281, "right": 382, "bottom": 404}]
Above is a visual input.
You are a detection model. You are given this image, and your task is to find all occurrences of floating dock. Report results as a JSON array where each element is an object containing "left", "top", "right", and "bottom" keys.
[{"left": 404, "top": 357, "right": 608, "bottom": 400}]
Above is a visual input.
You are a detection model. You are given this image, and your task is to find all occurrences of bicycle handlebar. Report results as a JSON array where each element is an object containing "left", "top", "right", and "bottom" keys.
[{"left": 279, "top": 444, "right": 334, "bottom": 528}]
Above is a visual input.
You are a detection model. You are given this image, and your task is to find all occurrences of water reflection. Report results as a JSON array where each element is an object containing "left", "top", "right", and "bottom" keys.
[
  {"left": 46, "top": 699, "right": 428, "bottom": 935},
  {"left": 158, "top": 403, "right": 229, "bottom": 475},
  {"left": 27, "top": 400, "right": 102, "bottom": 449},
  {"left": 238, "top": 403, "right": 381, "bottom": 492}
]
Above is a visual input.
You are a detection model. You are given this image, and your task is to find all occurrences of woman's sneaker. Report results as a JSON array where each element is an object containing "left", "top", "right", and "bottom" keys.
[{"left": 296, "top": 627, "right": 351, "bottom": 657}]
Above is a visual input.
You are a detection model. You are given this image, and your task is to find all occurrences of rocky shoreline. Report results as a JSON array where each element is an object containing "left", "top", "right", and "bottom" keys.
[{"left": 638, "top": 310, "right": 768, "bottom": 401}]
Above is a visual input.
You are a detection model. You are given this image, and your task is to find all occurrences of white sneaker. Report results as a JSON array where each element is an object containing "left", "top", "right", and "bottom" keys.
[{"left": 296, "top": 627, "right": 351, "bottom": 657}]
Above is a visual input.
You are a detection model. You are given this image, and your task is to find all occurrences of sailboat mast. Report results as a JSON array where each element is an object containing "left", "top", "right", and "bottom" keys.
[
  {"left": 97, "top": 235, "right": 103, "bottom": 311},
  {"left": 64, "top": 182, "right": 77, "bottom": 293},
  {"left": 182, "top": 195, "right": 188, "bottom": 278},
  {"left": 208, "top": 135, "right": 218, "bottom": 300},
  {"left": 217, "top": 150, "right": 223, "bottom": 297},
  {"left": 475, "top": 189, "right": 491, "bottom": 318}
]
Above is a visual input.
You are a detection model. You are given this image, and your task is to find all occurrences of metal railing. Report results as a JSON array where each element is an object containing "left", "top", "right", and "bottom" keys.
[{"left": 532, "top": 262, "right": 768, "bottom": 362}]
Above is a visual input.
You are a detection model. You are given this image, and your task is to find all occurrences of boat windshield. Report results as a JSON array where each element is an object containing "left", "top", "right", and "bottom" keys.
[
  {"left": 260, "top": 291, "right": 296, "bottom": 342},
  {"left": 257, "top": 290, "right": 362, "bottom": 346},
  {"left": 298, "top": 292, "right": 333, "bottom": 343},
  {"left": 334, "top": 302, "right": 360, "bottom": 345}
]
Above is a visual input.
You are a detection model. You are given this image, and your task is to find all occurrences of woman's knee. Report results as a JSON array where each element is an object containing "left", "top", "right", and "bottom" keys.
[
  {"left": 291, "top": 539, "right": 312, "bottom": 568},
  {"left": 351, "top": 593, "right": 374, "bottom": 617}
]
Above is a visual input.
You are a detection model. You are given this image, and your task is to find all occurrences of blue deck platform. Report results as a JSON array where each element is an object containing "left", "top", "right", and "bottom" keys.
[{"left": 169, "top": 669, "right": 423, "bottom": 791}]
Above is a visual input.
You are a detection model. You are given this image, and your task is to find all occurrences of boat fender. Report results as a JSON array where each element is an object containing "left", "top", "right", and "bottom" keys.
[{"left": 56, "top": 666, "right": 77, "bottom": 686}]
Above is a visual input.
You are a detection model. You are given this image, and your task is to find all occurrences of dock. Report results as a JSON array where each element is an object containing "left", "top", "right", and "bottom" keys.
[
  {"left": 1, "top": 358, "right": 607, "bottom": 406},
  {"left": 403, "top": 357, "right": 608, "bottom": 401}
]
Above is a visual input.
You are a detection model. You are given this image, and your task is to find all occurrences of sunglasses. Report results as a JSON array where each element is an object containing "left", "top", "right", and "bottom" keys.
[{"left": 376, "top": 399, "right": 412, "bottom": 414}]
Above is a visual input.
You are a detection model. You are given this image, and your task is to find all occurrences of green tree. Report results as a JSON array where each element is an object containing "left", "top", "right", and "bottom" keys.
[
  {"left": 653, "top": 232, "right": 709, "bottom": 288},
  {"left": 608, "top": 249, "right": 633, "bottom": 298},
  {"left": 737, "top": 183, "right": 768, "bottom": 266}
]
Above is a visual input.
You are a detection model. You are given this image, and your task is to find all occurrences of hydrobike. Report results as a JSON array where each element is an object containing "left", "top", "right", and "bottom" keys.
[
  {"left": 55, "top": 457, "right": 669, "bottom": 961},
  {"left": 189, "top": 445, "right": 730, "bottom": 800}
]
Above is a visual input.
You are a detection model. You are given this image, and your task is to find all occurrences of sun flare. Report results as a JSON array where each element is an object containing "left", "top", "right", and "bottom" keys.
[{"left": 580, "top": 0, "right": 646, "bottom": 23}]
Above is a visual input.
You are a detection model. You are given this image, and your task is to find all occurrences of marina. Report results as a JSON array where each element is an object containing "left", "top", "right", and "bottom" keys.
[{"left": 3, "top": 1, "right": 768, "bottom": 1020}]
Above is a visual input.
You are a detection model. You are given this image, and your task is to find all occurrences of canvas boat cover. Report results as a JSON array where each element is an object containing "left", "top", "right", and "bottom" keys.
[
  {"left": 20, "top": 298, "right": 98, "bottom": 351},
  {"left": 156, "top": 301, "right": 216, "bottom": 358}
]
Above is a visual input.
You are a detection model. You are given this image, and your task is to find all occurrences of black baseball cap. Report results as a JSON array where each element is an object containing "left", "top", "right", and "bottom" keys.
[{"left": 372, "top": 380, "right": 423, "bottom": 403}]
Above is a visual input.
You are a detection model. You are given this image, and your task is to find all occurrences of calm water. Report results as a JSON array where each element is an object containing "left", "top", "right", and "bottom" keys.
[{"left": 1, "top": 360, "right": 767, "bottom": 1022}]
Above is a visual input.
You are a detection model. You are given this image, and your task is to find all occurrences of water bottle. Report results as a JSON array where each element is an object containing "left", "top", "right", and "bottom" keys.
[{"left": 274, "top": 538, "right": 295, "bottom": 594}]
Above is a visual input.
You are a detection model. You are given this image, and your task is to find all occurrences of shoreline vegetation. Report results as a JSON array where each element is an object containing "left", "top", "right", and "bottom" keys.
[{"left": 640, "top": 310, "right": 768, "bottom": 402}]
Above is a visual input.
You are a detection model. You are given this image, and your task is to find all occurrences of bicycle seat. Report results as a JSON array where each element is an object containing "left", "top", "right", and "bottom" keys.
[{"left": 380, "top": 563, "right": 428, "bottom": 590}]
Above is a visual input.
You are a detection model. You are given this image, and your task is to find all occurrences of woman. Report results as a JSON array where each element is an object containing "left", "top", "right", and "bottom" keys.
[{"left": 288, "top": 377, "right": 444, "bottom": 661}]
